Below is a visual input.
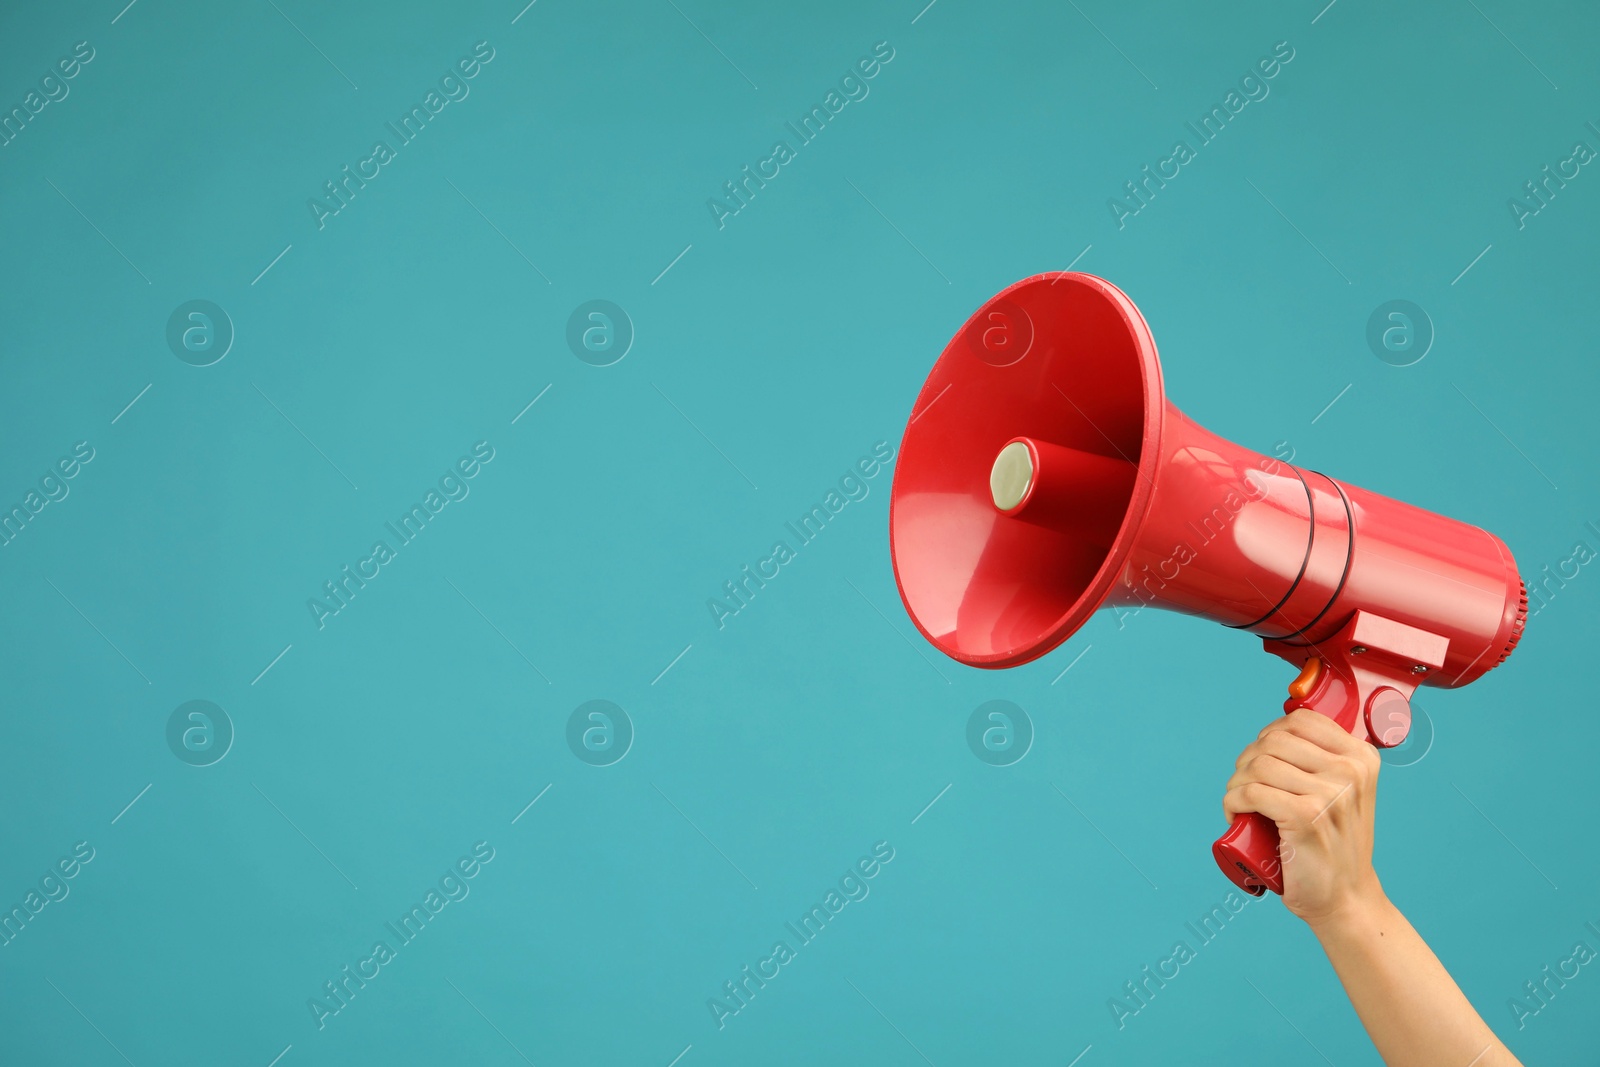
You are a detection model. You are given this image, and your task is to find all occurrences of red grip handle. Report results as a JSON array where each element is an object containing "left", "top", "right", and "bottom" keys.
[
  {"left": 1208, "top": 614, "right": 1440, "bottom": 895},
  {"left": 1210, "top": 654, "right": 1341, "bottom": 896},
  {"left": 1211, "top": 622, "right": 1425, "bottom": 896},
  {"left": 1213, "top": 811, "right": 1284, "bottom": 896}
]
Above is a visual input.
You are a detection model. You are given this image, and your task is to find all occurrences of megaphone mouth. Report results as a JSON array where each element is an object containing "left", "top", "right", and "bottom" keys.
[{"left": 889, "top": 273, "right": 1165, "bottom": 668}]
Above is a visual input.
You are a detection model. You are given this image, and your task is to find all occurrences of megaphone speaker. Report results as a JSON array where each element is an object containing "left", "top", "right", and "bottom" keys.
[{"left": 889, "top": 273, "right": 1527, "bottom": 895}]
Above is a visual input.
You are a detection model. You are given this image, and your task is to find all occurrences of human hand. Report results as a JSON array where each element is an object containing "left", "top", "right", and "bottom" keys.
[{"left": 1222, "top": 708, "right": 1386, "bottom": 927}]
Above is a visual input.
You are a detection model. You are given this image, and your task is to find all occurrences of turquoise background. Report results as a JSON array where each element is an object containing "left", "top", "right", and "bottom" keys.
[{"left": 1, "top": 0, "right": 1596, "bottom": 1063}]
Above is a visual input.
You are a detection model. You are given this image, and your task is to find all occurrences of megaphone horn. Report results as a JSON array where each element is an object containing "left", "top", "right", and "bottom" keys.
[{"left": 889, "top": 273, "right": 1527, "bottom": 895}]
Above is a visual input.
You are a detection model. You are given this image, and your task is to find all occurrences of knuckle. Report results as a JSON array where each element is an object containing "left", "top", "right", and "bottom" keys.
[
  {"left": 1326, "top": 733, "right": 1358, "bottom": 759},
  {"left": 1289, "top": 707, "right": 1323, "bottom": 729},
  {"left": 1342, "top": 754, "right": 1369, "bottom": 784},
  {"left": 1260, "top": 714, "right": 1293, "bottom": 738}
]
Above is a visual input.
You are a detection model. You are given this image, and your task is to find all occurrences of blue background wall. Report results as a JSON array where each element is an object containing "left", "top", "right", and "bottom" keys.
[{"left": 1, "top": 1, "right": 1595, "bottom": 1063}]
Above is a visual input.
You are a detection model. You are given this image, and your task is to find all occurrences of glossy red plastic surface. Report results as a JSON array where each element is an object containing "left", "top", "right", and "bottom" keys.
[{"left": 889, "top": 273, "right": 1529, "bottom": 894}]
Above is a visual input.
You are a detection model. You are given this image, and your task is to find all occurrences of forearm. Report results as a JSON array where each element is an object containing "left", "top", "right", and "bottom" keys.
[{"left": 1310, "top": 891, "right": 1521, "bottom": 1067}]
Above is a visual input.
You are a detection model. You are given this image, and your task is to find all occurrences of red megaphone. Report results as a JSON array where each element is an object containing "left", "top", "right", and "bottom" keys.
[{"left": 889, "top": 273, "right": 1527, "bottom": 896}]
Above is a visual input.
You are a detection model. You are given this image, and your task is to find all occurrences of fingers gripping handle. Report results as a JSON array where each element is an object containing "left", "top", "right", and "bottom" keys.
[
  {"left": 1212, "top": 656, "right": 1345, "bottom": 896},
  {"left": 1211, "top": 612, "right": 1444, "bottom": 896}
]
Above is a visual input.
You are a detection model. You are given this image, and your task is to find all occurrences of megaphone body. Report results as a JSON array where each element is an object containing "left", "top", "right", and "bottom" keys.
[{"left": 889, "top": 273, "right": 1527, "bottom": 895}]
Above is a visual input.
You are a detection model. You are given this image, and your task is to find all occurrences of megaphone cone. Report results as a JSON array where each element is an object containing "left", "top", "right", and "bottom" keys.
[{"left": 889, "top": 273, "right": 1527, "bottom": 894}]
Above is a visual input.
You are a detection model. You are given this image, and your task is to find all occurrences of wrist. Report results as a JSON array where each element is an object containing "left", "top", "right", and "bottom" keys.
[{"left": 1302, "top": 879, "right": 1393, "bottom": 940}]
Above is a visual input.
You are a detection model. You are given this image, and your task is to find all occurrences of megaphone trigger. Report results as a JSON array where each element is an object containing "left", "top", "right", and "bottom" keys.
[{"left": 1287, "top": 656, "right": 1324, "bottom": 702}]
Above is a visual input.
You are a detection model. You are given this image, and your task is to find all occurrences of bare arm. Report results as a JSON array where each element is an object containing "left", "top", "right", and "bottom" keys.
[{"left": 1223, "top": 709, "right": 1521, "bottom": 1067}]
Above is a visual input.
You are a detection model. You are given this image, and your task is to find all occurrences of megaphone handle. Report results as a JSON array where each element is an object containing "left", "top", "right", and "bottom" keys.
[
  {"left": 1213, "top": 812, "right": 1284, "bottom": 897},
  {"left": 1212, "top": 653, "right": 1358, "bottom": 896},
  {"left": 1212, "top": 627, "right": 1429, "bottom": 896}
]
